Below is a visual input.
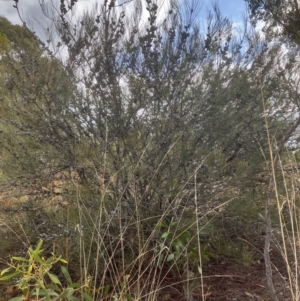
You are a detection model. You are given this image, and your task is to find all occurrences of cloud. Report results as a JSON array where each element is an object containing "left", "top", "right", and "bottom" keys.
[
  {"left": 2, "top": 0, "right": 41, "bottom": 22},
  {"left": 1, "top": 0, "right": 252, "bottom": 53},
  {"left": 1, "top": 0, "right": 171, "bottom": 27},
  {"left": 1, "top": 0, "right": 23, "bottom": 24}
]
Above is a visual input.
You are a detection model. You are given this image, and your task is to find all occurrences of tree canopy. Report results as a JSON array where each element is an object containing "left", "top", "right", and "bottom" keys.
[
  {"left": 0, "top": 0, "right": 298, "bottom": 206},
  {"left": 246, "top": 0, "right": 300, "bottom": 46}
]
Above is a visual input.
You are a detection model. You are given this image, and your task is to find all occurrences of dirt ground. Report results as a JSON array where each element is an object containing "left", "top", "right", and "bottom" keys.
[{"left": 152, "top": 241, "right": 291, "bottom": 301}]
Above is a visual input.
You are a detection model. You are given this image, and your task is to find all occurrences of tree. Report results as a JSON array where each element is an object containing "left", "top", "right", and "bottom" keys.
[
  {"left": 2, "top": 0, "right": 297, "bottom": 215},
  {"left": 245, "top": 0, "right": 300, "bottom": 45},
  {"left": 244, "top": 2, "right": 300, "bottom": 300},
  {"left": 0, "top": 16, "right": 78, "bottom": 180}
]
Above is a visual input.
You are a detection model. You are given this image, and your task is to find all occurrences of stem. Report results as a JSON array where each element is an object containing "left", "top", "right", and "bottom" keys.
[{"left": 261, "top": 81, "right": 300, "bottom": 301}]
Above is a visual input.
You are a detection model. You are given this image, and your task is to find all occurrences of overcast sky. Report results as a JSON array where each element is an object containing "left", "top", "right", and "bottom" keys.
[{"left": 1, "top": 0, "right": 248, "bottom": 26}]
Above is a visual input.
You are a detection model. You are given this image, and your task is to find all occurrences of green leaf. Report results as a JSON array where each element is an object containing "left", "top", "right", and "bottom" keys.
[
  {"left": 32, "top": 288, "right": 40, "bottom": 298},
  {"left": 203, "top": 251, "right": 215, "bottom": 259},
  {"left": 156, "top": 221, "right": 167, "bottom": 228},
  {"left": 123, "top": 293, "right": 132, "bottom": 300},
  {"left": 46, "top": 283, "right": 61, "bottom": 292},
  {"left": 167, "top": 253, "right": 175, "bottom": 261},
  {"left": 0, "top": 271, "right": 21, "bottom": 281},
  {"left": 161, "top": 232, "right": 170, "bottom": 239},
  {"left": 61, "top": 266, "right": 72, "bottom": 285},
  {"left": 40, "top": 287, "right": 56, "bottom": 299},
  {"left": 59, "top": 258, "right": 68, "bottom": 264},
  {"left": 173, "top": 239, "right": 183, "bottom": 248},
  {"left": 32, "top": 253, "right": 44, "bottom": 264},
  {"left": 11, "top": 257, "right": 27, "bottom": 262},
  {"left": 47, "top": 272, "right": 61, "bottom": 285},
  {"left": 70, "top": 282, "right": 81, "bottom": 289},
  {"left": 30, "top": 241, "right": 44, "bottom": 264},
  {"left": 48, "top": 290, "right": 59, "bottom": 297},
  {"left": 42, "top": 288, "right": 50, "bottom": 301},
  {"left": 58, "top": 287, "right": 74, "bottom": 299},
  {"left": 27, "top": 265, "right": 33, "bottom": 274},
  {"left": 178, "top": 231, "right": 190, "bottom": 242},
  {"left": 82, "top": 292, "right": 93, "bottom": 301},
  {"left": 0, "top": 267, "right": 12, "bottom": 275},
  {"left": 36, "top": 240, "right": 44, "bottom": 251},
  {"left": 104, "top": 285, "right": 110, "bottom": 295},
  {"left": 46, "top": 257, "right": 54, "bottom": 264}
]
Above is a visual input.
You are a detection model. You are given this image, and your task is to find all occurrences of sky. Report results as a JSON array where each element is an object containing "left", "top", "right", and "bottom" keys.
[
  {"left": 217, "top": 0, "right": 247, "bottom": 20},
  {"left": 1, "top": 0, "right": 248, "bottom": 27}
]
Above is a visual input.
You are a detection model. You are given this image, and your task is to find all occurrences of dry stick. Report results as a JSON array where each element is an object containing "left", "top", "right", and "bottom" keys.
[
  {"left": 194, "top": 172, "right": 205, "bottom": 301},
  {"left": 261, "top": 82, "right": 300, "bottom": 301}
]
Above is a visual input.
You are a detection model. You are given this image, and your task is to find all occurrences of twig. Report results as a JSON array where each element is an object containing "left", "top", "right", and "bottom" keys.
[{"left": 261, "top": 80, "right": 300, "bottom": 301}]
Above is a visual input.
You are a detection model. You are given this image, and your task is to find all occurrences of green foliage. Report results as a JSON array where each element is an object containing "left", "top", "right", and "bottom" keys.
[
  {"left": 0, "top": 17, "right": 40, "bottom": 53},
  {"left": 0, "top": 1, "right": 294, "bottom": 198},
  {"left": 0, "top": 17, "right": 78, "bottom": 180},
  {"left": 0, "top": 31, "right": 9, "bottom": 52},
  {"left": 0, "top": 240, "right": 94, "bottom": 301},
  {"left": 157, "top": 221, "right": 215, "bottom": 268}
]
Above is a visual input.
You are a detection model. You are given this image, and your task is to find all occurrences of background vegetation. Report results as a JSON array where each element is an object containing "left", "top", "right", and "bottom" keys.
[{"left": 1, "top": 0, "right": 300, "bottom": 300}]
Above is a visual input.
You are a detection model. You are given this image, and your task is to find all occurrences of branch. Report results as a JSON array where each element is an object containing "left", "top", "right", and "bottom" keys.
[{"left": 261, "top": 79, "right": 300, "bottom": 301}]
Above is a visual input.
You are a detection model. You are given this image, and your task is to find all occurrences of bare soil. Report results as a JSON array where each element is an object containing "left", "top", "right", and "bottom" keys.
[{"left": 151, "top": 248, "right": 289, "bottom": 301}]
